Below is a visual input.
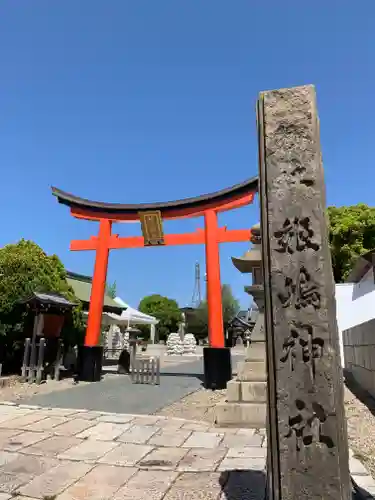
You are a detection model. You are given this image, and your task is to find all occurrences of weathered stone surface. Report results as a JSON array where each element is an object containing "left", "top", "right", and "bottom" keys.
[
  {"left": 0, "top": 471, "right": 32, "bottom": 494},
  {"left": 349, "top": 457, "right": 369, "bottom": 476},
  {"left": 117, "top": 424, "right": 158, "bottom": 444},
  {"left": 58, "top": 464, "right": 136, "bottom": 500},
  {"left": 258, "top": 85, "right": 351, "bottom": 499},
  {"left": 0, "top": 429, "right": 22, "bottom": 448},
  {"left": 242, "top": 381, "right": 267, "bottom": 402},
  {"left": 226, "top": 446, "right": 266, "bottom": 459},
  {"left": 181, "top": 421, "right": 210, "bottom": 431},
  {"left": 3, "top": 431, "right": 51, "bottom": 452},
  {"left": 19, "top": 461, "right": 92, "bottom": 498},
  {"left": 177, "top": 447, "right": 227, "bottom": 472},
  {"left": 24, "top": 416, "right": 67, "bottom": 432},
  {"left": 131, "top": 415, "right": 162, "bottom": 426},
  {"left": 227, "top": 380, "right": 267, "bottom": 403},
  {"left": 0, "top": 494, "right": 12, "bottom": 500},
  {"left": 41, "top": 407, "right": 78, "bottom": 416},
  {"left": 218, "top": 457, "right": 266, "bottom": 472},
  {"left": 2, "top": 454, "right": 57, "bottom": 476},
  {"left": 0, "top": 451, "right": 19, "bottom": 466},
  {"left": 0, "top": 412, "right": 45, "bottom": 429},
  {"left": 138, "top": 446, "right": 187, "bottom": 469},
  {"left": 236, "top": 361, "right": 266, "bottom": 381},
  {"left": 226, "top": 380, "right": 241, "bottom": 402},
  {"left": 352, "top": 474, "right": 375, "bottom": 495},
  {"left": 164, "top": 472, "right": 223, "bottom": 500},
  {"left": 156, "top": 417, "right": 184, "bottom": 429},
  {"left": 222, "top": 433, "right": 263, "bottom": 448},
  {"left": 148, "top": 427, "right": 192, "bottom": 447},
  {"left": 53, "top": 417, "right": 96, "bottom": 436},
  {"left": 98, "top": 442, "right": 153, "bottom": 466},
  {"left": 58, "top": 439, "right": 118, "bottom": 461},
  {"left": 97, "top": 413, "right": 134, "bottom": 424},
  {"left": 182, "top": 431, "right": 224, "bottom": 449},
  {"left": 22, "top": 435, "right": 82, "bottom": 457},
  {"left": 113, "top": 470, "right": 178, "bottom": 500},
  {"left": 215, "top": 402, "right": 266, "bottom": 428},
  {"left": 76, "top": 422, "right": 131, "bottom": 441},
  {"left": 209, "top": 426, "right": 239, "bottom": 435}
]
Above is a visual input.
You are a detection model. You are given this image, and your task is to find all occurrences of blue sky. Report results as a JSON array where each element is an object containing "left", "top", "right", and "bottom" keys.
[{"left": 0, "top": 1, "right": 374, "bottom": 310}]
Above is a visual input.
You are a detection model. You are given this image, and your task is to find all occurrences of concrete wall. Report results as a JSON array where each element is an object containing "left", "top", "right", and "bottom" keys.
[
  {"left": 335, "top": 273, "right": 375, "bottom": 369},
  {"left": 343, "top": 318, "right": 375, "bottom": 397}
]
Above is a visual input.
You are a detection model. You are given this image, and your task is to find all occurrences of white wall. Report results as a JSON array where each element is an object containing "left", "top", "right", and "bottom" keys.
[{"left": 335, "top": 274, "right": 375, "bottom": 367}]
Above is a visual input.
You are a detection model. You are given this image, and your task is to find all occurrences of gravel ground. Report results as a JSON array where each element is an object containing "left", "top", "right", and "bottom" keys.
[
  {"left": 345, "top": 383, "right": 375, "bottom": 478},
  {"left": 155, "top": 387, "right": 227, "bottom": 423},
  {"left": 0, "top": 375, "right": 81, "bottom": 402}
]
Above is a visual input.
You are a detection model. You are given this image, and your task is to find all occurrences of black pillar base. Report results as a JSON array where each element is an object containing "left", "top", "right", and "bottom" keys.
[
  {"left": 203, "top": 347, "right": 232, "bottom": 390},
  {"left": 77, "top": 346, "right": 103, "bottom": 382}
]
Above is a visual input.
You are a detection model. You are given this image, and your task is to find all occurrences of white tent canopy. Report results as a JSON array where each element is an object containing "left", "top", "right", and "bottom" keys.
[
  {"left": 83, "top": 297, "right": 159, "bottom": 343},
  {"left": 108, "top": 297, "right": 159, "bottom": 326}
]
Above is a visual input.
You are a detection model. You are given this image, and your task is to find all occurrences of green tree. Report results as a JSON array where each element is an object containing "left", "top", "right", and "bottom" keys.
[
  {"left": 138, "top": 294, "right": 181, "bottom": 341},
  {"left": 189, "top": 284, "right": 240, "bottom": 338},
  {"left": 106, "top": 281, "right": 117, "bottom": 299},
  {"left": 328, "top": 204, "right": 375, "bottom": 282},
  {"left": 0, "top": 239, "right": 84, "bottom": 344},
  {"left": 221, "top": 284, "right": 240, "bottom": 326}
]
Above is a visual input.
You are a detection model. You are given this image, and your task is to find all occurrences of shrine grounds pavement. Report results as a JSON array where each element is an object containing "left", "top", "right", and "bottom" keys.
[
  {"left": 0, "top": 403, "right": 373, "bottom": 499},
  {"left": 20, "top": 358, "right": 231, "bottom": 415}
]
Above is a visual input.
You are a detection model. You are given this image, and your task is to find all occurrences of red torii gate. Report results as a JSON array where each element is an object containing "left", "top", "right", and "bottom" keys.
[{"left": 52, "top": 177, "right": 258, "bottom": 381}]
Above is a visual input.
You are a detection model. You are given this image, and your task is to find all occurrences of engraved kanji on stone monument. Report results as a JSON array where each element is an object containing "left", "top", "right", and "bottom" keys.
[
  {"left": 274, "top": 217, "right": 320, "bottom": 254},
  {"left": 285, "top": 399, "right": 334, "bottom": 452},
  {"left": 280, "top": 321, "right": 324, "bottom": 383},
  {"left": 277, "top": 266, "right": 321, "bottom": 310},
  {"left": 258, "top": 85, "right": 351, "bottom": 500}
]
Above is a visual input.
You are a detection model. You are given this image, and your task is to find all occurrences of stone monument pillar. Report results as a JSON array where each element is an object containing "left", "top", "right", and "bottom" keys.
[
  {"left": 258, "top": 85, "right": 351, "bottom": 499},
  {"left": 214, "top": 223, "right": 267, "bottom": 428}
]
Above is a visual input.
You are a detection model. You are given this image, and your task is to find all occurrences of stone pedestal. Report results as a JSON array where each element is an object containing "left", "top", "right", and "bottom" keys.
[
  {"left": 214, "top": 310, "right": 267, "bottom": 428},
  {"left": 216, "top": 225, "right": 268, "bottom": 428}
]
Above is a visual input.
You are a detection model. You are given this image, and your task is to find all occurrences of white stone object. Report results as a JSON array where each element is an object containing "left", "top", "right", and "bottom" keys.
[
  {"left": 166, "top": 332, "right": 184, "bottom": 355},
  {"left": 183, "top": 333, "right": 197, "bottom": 355}
]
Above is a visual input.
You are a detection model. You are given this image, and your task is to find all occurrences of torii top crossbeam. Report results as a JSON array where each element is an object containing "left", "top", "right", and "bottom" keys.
[{"left": 52, "top": 176, "right": 258, "bottom": 348}]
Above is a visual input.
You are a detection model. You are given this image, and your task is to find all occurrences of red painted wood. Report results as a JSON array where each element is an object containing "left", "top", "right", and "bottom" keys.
[
  {"left": 84, "top": 219, "right": 112, "bottom": 347},
  {"left": 70, "top": 228, "right": 251, "bottom": 251},
  {"left": 204, "top": 210, "right": 225, "bottom": 348}
]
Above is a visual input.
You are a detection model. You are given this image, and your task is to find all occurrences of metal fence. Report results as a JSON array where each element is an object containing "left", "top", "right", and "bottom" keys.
[{"left": 130, "top": 356, "right": 160, "bottom": 385}]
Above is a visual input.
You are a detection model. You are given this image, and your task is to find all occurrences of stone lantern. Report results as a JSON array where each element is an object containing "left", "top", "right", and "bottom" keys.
[
  {"left": 231, "top": 223, "right": 265, "bottom": 358},
  {"left": 214, "top": 222, "right": 267, "bottom": 428}
]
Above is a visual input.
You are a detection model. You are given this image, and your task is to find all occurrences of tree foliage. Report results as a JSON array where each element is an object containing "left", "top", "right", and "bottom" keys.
[
  {"left": 0, "top": 239, "right": 84, "bottom": 336},
  {"left": 106, "top": 281, "right": 117, "bottom": 299},
  {"left": 328, "top": 204, "right": 375, "bottom": 283},
  {"left": 189, "top": 284, "right": 240, "bottom": 338},
  {"left": 138, "top": 294, "right": 181, "bottom": 341}
]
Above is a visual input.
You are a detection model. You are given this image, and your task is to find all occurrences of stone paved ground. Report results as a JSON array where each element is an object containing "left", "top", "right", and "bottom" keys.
[{"left": 0, "top": 402, "right": 372, "bottom": 499}]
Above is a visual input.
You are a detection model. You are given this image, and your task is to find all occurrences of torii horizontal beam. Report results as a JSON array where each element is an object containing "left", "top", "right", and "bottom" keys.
[{"left": 71, "top": 227, "right": 252, "bottom": 251}]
